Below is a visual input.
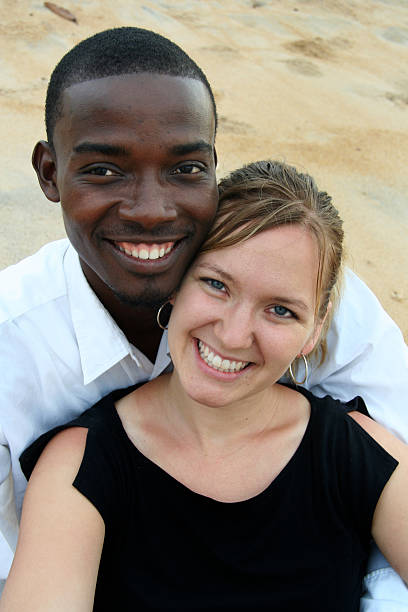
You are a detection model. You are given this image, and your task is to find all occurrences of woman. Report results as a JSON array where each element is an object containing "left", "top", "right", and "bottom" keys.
[{"left": 2, "top": 160, "right": 407, "bottom": 611}]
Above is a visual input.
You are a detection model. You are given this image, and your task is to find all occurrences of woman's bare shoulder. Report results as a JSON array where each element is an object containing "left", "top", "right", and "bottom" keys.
[
  {"left": 30, "top": 427, "right": 89, "bottom": 483},
  {"left": 348, "top": 411, "right": 407, "bottom": 463}
]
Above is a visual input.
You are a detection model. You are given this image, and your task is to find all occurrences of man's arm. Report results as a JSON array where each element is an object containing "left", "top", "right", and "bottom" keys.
[
  {"left": 350, "top": 411, "right": 408, "bottom": 610},
  {"left": 350, "top": 412, "right": 408, "bottom": 577},
  {"left": 0, "top": 428, "right": 104, "bottom": 611},
  {"left": 0, "top": 441, "right": 19, "bottom": 595},
  {"left": 362, "top": 547, "right": 408, "bottom": 612},
  {"left": 308, "top": 269, "right": 408, "bottom": 610},
  {"left": 308, "top": 268, "right": 408, "bottom": 442}
]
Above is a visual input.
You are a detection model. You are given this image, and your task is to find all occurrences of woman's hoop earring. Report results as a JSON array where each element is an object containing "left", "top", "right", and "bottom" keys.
[
  {"left": 156, "top": 302, "right": 171, "bottom": 331},
  {"left": 288, "top": 353, "right": 309, "bottom": 385}
]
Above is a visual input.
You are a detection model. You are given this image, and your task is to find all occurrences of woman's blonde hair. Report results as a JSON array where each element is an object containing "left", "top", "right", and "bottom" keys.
[{"left": 201, "top": 160, "right": 344, "bottom": 365}]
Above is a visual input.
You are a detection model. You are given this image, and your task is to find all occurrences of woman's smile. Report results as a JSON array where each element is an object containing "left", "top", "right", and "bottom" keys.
[{"left": 195, "top": 338, "right": 253, "bottom": 376}]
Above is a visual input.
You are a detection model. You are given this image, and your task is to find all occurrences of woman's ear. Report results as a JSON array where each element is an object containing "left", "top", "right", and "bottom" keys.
[
  {"left": 169, "top": 293, "right": 177, "bottom": 306},
  {"left": 32, "top": 141, "right": 60, "bottom": 203},
  {"left": 302, "top": 301, "right": 332, "bottom": 356}
]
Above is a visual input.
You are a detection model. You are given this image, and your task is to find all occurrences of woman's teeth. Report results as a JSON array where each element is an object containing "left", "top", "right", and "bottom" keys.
[
  {"left": 116, "top": 241, "right": 174, "bottom": 260},
  {"left": 198, "top": 340, "right": 249, "bottom": 373}
]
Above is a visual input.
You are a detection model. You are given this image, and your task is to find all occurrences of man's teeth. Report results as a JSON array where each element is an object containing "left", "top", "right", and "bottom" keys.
[
  {"left": 117, "top": 241, "right": 174, "bottom": 260},
  {"left": 198, "top": 340, "right": 249, "bottom": 373}
]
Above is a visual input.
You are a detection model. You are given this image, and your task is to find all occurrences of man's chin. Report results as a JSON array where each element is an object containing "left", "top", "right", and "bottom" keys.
[{"left": 112, "top": 287, "right": 172, "bottom": 309}]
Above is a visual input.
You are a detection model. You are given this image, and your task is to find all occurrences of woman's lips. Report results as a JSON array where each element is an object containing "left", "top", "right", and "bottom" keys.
[{"left": 197, "top": 339, "right": 252, "bottom": 374}]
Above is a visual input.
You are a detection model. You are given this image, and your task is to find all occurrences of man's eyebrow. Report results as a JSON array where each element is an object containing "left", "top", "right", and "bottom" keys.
[
  {"left": 73, "top": 142, "right": 129, "bottom": 156},
  {"left": 170, "top": 141, "right": 213, "bottom": 156}
]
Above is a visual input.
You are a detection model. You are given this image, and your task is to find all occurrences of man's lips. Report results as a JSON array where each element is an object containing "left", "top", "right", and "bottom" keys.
[{"left": 111, "top": 240, "right": 178, "bottom": 261}]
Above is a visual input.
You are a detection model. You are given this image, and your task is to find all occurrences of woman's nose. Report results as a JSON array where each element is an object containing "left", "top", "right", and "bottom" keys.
[{"left": 214, "top": 304, "right": 254, "bottom": 350}]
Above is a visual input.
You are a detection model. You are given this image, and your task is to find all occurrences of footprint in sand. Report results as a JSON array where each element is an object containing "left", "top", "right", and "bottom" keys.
[
  {"left": 283, "top": 59, "right": 322, "bottom": 77},
  {"left": 282, "top": 36, "right": 353, "bottom": 76},
  {"left": 391, "top": 290, "right": 405, "bottom": 302},
  {"left": 284, "top": 37, "right": 335, "bottom": 60},
  {"left": 384, "top": 92, "right": 408, "bottom": 107},
  {"left": 380, "top": 27, "right": 408, "bottom": 45},
  {"left": 218, "top": 116, "right": 255, "bottom": 135},
  {"left": 199, "top": 45, "right": 241, "bottom": 57}
]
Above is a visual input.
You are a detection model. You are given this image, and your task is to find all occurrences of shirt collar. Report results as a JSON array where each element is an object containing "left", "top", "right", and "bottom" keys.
[{"left": 64, "top": 245, "right": 171, "bottom": 385}]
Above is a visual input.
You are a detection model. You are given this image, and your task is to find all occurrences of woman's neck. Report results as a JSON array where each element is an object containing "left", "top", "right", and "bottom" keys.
[{"left": 157, "top": 371, "right": 287, "bottom": 457}]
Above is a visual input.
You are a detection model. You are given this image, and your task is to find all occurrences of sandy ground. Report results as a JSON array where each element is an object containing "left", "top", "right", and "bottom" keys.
[{"left": 1, "top": 0, "right": 407, "bottom": 341}]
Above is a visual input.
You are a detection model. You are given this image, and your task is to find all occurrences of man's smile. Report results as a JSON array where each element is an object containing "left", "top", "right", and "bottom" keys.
[{"left": 114, "top": 240, "right": 176, "bottom": 261}]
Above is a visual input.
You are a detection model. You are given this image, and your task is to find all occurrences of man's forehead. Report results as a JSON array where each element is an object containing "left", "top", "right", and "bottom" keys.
[
  {"left": 54, "top": 73, "right": 216, "bottom": 148},
  {"left": 60, "top": 72, "right": 214, "bottom": 118}
]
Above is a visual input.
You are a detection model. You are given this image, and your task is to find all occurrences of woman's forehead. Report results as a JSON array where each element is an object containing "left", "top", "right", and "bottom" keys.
[{"left": 194, "top": 225, "right": 320, "bottom": 300}]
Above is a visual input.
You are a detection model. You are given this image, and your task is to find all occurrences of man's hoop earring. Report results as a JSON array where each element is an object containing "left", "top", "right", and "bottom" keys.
[
  {"left": 288, "top": 353, "right": 309, "bottom": 385},
  {"left": 157, "top": 302, "right": 171, "bottom": 331}
]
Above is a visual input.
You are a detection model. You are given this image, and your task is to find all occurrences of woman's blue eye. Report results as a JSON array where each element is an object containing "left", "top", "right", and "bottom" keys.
[
  {"left": 203, "top": 278, "right": 225, "bottom": 291},
  {"left": 272, "top": 305, "right": 292, "bottom": 318},
  {"left": 209, "top": 279, "right": 225, "bottom": 290}
]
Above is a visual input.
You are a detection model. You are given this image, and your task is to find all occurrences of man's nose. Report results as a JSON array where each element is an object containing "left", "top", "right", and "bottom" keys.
[
  {"left": 117, "top": 173, "right": 178, "bottom": 228},
  {"left": 214, "top": 304, "right": 254, "bottom": 351}
]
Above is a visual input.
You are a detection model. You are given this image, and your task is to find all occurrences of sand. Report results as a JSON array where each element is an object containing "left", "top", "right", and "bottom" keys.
[{"left": 1, "top": 0, "right": 407, "bottom": 340}]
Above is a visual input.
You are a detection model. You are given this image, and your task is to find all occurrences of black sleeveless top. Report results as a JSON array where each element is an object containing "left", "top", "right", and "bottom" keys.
[{"left": 21, "top": 386, "right": 398, "bottom": 611}]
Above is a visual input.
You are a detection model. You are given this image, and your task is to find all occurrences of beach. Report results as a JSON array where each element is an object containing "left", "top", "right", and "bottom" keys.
[{"left": 1, "top": 0, "right": 407, "bottom": 340}]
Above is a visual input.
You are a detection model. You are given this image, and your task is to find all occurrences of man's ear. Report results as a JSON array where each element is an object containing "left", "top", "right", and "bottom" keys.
[
  {"left": 302, "top": 301, "right": 332, "bottom": 356},
  {"left": 32, "top": 140, "right": 60, "bottom": 203}
]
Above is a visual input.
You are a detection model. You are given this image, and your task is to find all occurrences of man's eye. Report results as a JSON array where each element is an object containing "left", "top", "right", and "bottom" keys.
[
  {"left": 202, "top": 278, "right": 226, "bottom": 292},
  {"left": 87, "top": 167, "right": 116, "bottom": 176},
  {"left": 173, "top": 164, "right": 202, "bottom": 175}
]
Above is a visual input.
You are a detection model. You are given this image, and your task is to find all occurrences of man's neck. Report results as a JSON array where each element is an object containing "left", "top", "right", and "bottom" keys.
[
  {"left": 80, "top": 261, "right": 165, "bottom": 363},
  {"left": 106, "top": 298, "right": 164, "bottom": 363}
]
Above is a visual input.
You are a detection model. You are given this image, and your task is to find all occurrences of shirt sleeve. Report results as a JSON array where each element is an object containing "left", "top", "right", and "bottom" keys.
[
  {"left": 306, "top": 269, "right": 408, "bottom": 442},
  {"left": 0, "top": 437, "right": 18, "bottom": 587},
  {"left": 72, "top": 427, "right": 120, "bottom": 526},
  {"left": 337, "top": 410, "right": 399, "bottom": 541},
  {"left": 0, "top": 323, "right": 48, "bottom": 583},
  {"left": 361, "top": 541, "right": 408, "bottom": 612},
  {"left": 20, "top": 409, "right": 120, "bottom": 527}
]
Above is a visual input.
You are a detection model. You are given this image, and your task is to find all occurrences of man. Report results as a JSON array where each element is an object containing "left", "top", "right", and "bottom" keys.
[{"left": 1, "top": 27, "right": 407, "bottom": 607}]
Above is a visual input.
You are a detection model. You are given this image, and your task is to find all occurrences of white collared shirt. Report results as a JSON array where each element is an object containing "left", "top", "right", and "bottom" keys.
[
  {"left": 0, "top": 239, "right": 171, "bottom": 576},
  {"left": 0, "top": 239, "right": 407, "bottom": 604}
]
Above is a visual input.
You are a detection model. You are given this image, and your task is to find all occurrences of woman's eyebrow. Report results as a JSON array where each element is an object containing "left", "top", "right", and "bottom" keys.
[
  {"left": 196, "top": 263, "right": 310, "bottom": 311},
  {"left": 269, "top": 297, "right": 309, "bottom": 311},
  {"left": 196, "top": 262, "right": 234, "bottom": 282}
]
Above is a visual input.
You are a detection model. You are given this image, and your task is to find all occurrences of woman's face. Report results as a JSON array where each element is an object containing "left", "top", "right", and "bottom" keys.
[{"left": 168, "top": 224, "right": 325, "bottom": 407}]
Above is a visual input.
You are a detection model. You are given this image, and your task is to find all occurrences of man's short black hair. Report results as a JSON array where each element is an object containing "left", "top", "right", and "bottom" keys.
[{"left": 45, "top": 27, "right": 217, "bottom": 146}]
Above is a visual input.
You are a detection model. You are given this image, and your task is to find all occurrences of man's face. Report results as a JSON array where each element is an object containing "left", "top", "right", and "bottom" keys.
[{"left": 48, "top": 73, "right": 218, "bottom": 307}]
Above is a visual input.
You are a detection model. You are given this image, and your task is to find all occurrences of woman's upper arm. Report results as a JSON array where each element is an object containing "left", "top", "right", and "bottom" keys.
[
  {"left": 0, "top": 427, "right": 105, "bottom": 612},
  {"left": 349, "top": 411, "right": 408, "bottom": 584}
]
